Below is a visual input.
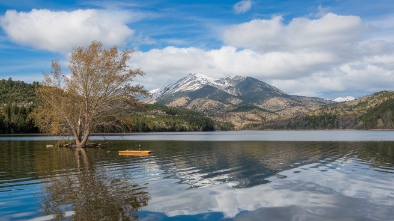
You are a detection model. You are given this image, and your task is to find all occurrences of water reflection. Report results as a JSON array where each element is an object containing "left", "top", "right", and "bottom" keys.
[
  {"left": 3, "top": 130, "right": 394, "bottom": 141},
  {"left": 142, "top": 156, "right": 394, "bottom": 220},
  {"left": 138, "top": 141, "right": 394, "bottom": 189},
  {"left": 129, "top": 141, "right": 394, "bottom": 220},
  {"left": 1, "top": 139, "right": 394, "bottom": 220},
  {"left": 40, "top": 147, "right": 149, "bottom": 220}
]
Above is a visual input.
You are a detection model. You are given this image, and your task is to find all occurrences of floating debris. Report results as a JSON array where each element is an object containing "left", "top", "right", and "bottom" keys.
[
  {"left": 61, "top": 143, "right": 102, "bottom": 148},
  {"left": 275, "top": 174, "right": 287, "bottom": 179}
]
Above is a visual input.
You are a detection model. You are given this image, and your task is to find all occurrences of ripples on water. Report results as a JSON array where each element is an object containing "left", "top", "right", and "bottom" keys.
[{"left": 1, "top": 136, "right": 394, "bottom": 220}]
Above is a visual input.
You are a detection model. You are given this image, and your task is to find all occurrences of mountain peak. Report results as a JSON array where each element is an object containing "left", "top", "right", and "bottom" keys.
[
  {"left": 144, "top": 73, "right": 216, "bottom": 102},
  {"left": 227, "top": 75, "right": 245, "bottom": 80},
  {"left": 144, "top": 73, "right": 283, "bottom": 103},
  {"left": 189, "top": 73, "right": 212, "bottom": 79},
  {"left": 186, "top": 73, "right": 217, "bottom": 86},
  {"left": 332, "top": 96, "right": 355, "bottom": 102}
]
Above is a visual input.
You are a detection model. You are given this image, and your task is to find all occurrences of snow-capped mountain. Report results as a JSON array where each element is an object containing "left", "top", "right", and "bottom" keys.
[
  {"left": 144, "top": 73, "right": 247, "bottom": 102},
  {"left": 332, "top": 96, "right": 355, "bottom": 102},
  {"left": 142, "top": 73, "right": 336, "bottom": 129},
  {"left": 143, "top": 73, "right": 331, "bottom": 109}
]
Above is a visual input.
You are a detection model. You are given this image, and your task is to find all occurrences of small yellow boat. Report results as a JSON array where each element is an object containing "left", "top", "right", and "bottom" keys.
[{"left": 118, "top": 150, "right": 151, "bottom": 156}]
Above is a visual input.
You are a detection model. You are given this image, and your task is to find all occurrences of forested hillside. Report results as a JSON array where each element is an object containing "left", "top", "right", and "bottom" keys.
[
  {"left": 357, "top": 97, "right": 394, "bottom": 129},
  {"left": 129, "top": 104, "right": 231, "bottom": 132},
  {"left": 0, "top": 104, "right": 38, "bottom": 133},
  {"left": 2, "top": 78, "right": 392, "bottom": 133},
  {"left": 0, "top": 77, "right": 38, "bottom": 104},
  {"left": 0, "top": 78, "right": 39, "bottom": 133},
  {"left": 261, "top": 91, "right": 394, "bottom": 130},
  {"left": 148, "top": 74, "right": 334, "bottom": 130},
  {"left": 0, "top": 78, "right": 226, "bottom": 133}
]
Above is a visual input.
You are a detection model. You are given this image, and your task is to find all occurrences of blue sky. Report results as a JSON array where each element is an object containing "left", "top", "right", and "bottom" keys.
[{"left": 1, "top": 0, "right": 394, "bottom": 99}]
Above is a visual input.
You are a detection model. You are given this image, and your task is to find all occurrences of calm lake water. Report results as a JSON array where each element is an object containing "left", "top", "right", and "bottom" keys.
[{"left": 1, "top": 131, "right": 394, "bottom": 221}]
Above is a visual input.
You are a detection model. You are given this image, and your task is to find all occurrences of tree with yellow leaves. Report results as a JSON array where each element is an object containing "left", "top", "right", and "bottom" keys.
[{"left": 32, "top": 41, "right": 148, "bottom": 148}]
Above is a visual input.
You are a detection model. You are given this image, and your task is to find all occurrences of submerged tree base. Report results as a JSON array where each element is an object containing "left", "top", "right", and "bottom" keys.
[
  {"left": 32, "top": 41, "right": 148, "bottom": 151},
  {"left": 60, "top": 142, "right": 108, "bottom": 149}
]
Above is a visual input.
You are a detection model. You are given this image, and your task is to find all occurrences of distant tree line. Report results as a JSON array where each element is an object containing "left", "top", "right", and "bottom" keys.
[
  {"left": 130, "top": 104, "right": 215, "bottom": 132},
  {"left": 0, "top": 78, "right": 222, "bottom": 134},
  {"left": 0, "top": 77, "right": 38, "bottom": 104},
  {"left": 0, "top": 78, "right": 39, "bottom": 133},
  {"left": 284, "top": 114, "right": 339, "bottom": 129},
  {"left": 260, "top": 96, "right": 394, "bottom": 130},
  {"left": 0, "top": 104, "right": 39, "bottom": 133},
  {"left": 357, "top": 98, "right": 394, "bottom": 129},
  {"left": 10, "top": 77, "right": 394, "bottom": 133}
]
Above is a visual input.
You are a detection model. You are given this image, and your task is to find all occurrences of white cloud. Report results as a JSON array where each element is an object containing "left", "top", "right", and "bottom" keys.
[
  {"left": 131, "top": 12, "right": 394, "bottom": 99},
  {"left": 356, "top": 40, "right": 394, "bottom": 55},
  {"left": 270, "top": 54, "right": 394, "bottom": 97},
  {"left": 223, "top": 13, "right": 362, "bottom": 53},
  {"left": 132, "top": 43, "right": 394, "bottom": 97},
  {"left": 3, "top": 8, "right": 391, "bottom": 99},
  {"left": 131, "top": 45, "right": 339, "bottom": 92},
  {"left": 144, "top": 160, "right": 394, "bottom": 218},
  {"left": 132, "top": 46, "right": 335, "bottom": 78},
  {"left": 0, "top": 9, "right": 134, "bottom": 52},
  {"left": 233, "top": 0, "right": 252, "bottom": 15}
]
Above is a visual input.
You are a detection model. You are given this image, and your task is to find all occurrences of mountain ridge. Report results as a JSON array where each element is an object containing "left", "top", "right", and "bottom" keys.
[
  {"left": 144, "top": 73, "right": 248, "bottom": 103},
  {"left": 260, "top": 90, "right": 394, "bottom": 130},
  {"left": 144, "top": 73, "right": 335, "bottom": 129}
]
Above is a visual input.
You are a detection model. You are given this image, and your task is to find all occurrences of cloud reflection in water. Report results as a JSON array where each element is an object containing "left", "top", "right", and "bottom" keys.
[{"left": 141, "top": 158, "right": 394, "bottom": 220}]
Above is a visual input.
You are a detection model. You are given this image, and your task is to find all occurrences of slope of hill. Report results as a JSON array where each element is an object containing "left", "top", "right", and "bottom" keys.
[
  {"left": 261, "top": 91, "right": 394, "bottom": 130},
  {"left": 145, "top": 73, "right": 335, "bottom": 129},
  {"left": 358, "top": 96, "right": 394, "bottom": 129},
  {"left": 0, "top": 77, "right": 39, "bottom": 104},
  {"left": 0, "top": 78, "right": 226, "bottom": 133},
  {"left": 144, "top": 74, "right": 247, "bottom": 103},
  {"left": 2, "top": 77, "right": 392, "bottom": 132},
  {"left": 129, "top": 104, "right": 232, "bottom": 132},
  {"left": 0, "top": 78, "right": 39, "bottom": 133}
]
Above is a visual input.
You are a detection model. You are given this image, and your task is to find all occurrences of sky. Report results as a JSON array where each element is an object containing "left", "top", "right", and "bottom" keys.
[{"left": 0, "top": 0, "right": 394, "bottom": 99}]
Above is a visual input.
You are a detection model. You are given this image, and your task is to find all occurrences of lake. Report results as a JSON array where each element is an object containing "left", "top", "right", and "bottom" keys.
[{"left": 1, "top": 130, "right": 394, "bottom": 221}]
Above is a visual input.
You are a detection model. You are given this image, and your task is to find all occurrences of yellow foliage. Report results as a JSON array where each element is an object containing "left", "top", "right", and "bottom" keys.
[{"left": 31, "top": 41, "right": 148, "bottom": 147}]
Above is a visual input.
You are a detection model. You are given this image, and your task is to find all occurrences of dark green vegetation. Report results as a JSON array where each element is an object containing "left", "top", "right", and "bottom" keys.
[
  {"left": 0, "top": 78, "right": 222, "bottom": 134},
  {"left": 0, "top": 104, "right": 38, "bottom": 133},
  {"left": 0, "top": 77, "right": 38, "bottom": 104},
  {"left": 2, "top": 78, "right": 394, "bottom": 133},
  {"left": 262, "top": 91, "right": 394, "bottom": 130},
  {"left": 151, "top": 74, "right": 336, "bottom": 129},
  {"left": 0, "top": 78, "right": 39, "bottom": 133},
  {"left": 130, "top": 104, "right": 220, "bottom": 132},
  {"left": 356, "top": 92, "right": 394, "bottom": 129}
]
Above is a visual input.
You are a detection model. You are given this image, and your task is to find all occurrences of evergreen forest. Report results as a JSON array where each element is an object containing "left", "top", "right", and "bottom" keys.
[
  {"left": 0, "top": 78, "right": 39, "bottom": 133},
  {"left": 260, "top": 91, "right": 394, "bottom": 130},
  {"left": 130, "top": 104, "right": 216, "bottom": 132},
  {"left": 1, "top": 78, "right": 393, "bottom": 133},
  {"left": 0, "top": 78, "right": 221, "bottom": 134}
]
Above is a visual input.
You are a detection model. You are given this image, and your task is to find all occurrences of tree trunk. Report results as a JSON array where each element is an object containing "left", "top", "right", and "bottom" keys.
[
  {"left": 75, "top": 147, "right": 89, "bottom": 170},
  {"left": 75, "top": 129, "right": 90, "bottom": 148}
]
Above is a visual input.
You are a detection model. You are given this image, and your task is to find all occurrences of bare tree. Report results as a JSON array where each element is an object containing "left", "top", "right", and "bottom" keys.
[{"left": 32, "top": 41, "right": 148, "bottom": 148}]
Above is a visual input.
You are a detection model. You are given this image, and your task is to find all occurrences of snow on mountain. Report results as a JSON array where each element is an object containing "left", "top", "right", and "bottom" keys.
[
  {"left": 143, "top": 73, "right": 246, "bottom": 102},
  {"left": 332, "top": 96, "right": 355, "bottom": 102}
]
